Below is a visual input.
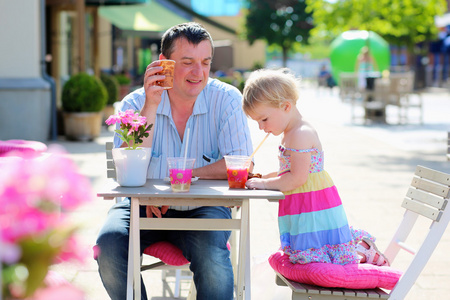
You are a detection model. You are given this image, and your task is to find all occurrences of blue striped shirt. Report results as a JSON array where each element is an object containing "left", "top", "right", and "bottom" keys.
[{"left": 114, "top": 78, "right": 254, "bottom": 210}]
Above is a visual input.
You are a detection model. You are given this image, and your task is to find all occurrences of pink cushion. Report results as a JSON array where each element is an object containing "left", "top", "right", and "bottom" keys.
[
  {"left": 144, "top": 241, "right": 189, "bottom": 266},
  {"left": 0, "top": 140, "right": 47, "bottom": 156},
  {"left": 269, "top": 250, "right": 402, "bottom": 290},
  {"left": 94, "top": 241, "right": 230, "bottom": 267}
]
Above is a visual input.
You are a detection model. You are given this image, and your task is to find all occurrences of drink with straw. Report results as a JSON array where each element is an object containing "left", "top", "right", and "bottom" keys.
[
  {"left": 224, "top": 155, "right": 251, "bottom": 189},
  {"left": 167, "top": 157, "right": 195, "bottom": 192},
  {"left": 168, "top": 128, "right": 193, "bottom": 192},
  {"left": 224, "top": 133, "right": 270, "bottom": 189}
]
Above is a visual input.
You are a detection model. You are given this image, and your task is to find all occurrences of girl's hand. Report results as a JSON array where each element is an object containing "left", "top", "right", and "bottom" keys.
[{"left": 245, "top": 178, "right": 266, "bottom": 190}]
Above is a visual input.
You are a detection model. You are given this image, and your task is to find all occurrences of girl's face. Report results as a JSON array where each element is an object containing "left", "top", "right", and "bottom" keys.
[{"left": 247, "top": 101, "right": 291, "bottom": 136}]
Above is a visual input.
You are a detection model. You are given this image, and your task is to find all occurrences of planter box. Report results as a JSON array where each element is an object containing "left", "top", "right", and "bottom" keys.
[{"left": 63, "top": 112, "right": 102, "bottom": 141}]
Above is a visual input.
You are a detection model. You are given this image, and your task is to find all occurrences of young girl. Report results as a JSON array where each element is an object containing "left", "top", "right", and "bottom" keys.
[{"left": 243, "top": 68, "right": 389, "bottom": 266}]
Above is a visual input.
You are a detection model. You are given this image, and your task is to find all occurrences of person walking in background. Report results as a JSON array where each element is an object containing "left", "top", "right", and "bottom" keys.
[
  {"left": 354, "top": 46, "right": 379, "bottom": 90},
  {"left": 318, "top": 64, "right": 336, "bottom": 88},
  {"left": 95, "top": 22, "right": 253, "bottom": 300},
  {"left": 242, "top": 68, "right": 388, "bottom": 267}
]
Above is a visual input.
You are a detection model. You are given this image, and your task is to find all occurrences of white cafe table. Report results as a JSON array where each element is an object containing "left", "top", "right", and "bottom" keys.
[{"left": 97, "top": 178, "right": 284, "bottom": 300}]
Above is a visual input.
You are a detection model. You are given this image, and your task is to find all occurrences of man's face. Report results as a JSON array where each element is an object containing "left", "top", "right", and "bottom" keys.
[{"left": 165, "top": 38, "right": 212, "bottom": 101}]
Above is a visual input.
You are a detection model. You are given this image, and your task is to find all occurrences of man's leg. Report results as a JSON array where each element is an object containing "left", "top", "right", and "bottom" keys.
[
  {"left": 165, "top": 207, "right": 234, "bottom": 300},
  {"left": 96, "top": 199, "right": 160, "bottom": 300}
]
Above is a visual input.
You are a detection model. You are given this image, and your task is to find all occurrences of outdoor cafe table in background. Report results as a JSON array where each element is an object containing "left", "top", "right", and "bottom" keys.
[{"left": 97, "top": 178, "right": 285, "bottom": 300}]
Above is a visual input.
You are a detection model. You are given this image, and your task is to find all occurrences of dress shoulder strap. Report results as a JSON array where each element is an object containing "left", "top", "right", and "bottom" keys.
[{"left": 279, "top": 145, "right": 319, "bottom": 154}]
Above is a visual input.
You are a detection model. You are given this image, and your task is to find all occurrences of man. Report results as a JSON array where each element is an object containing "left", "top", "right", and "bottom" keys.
[{"left": 96, "top": 22, "right": 253, "bottom": 300}]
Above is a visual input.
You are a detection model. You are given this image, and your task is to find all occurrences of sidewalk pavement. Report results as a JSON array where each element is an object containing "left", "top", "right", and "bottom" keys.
[{"left": 49, "top": 84, "right": 449, "bottom": 300}]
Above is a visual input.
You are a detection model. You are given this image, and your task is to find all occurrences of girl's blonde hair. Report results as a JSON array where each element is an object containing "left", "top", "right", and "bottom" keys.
[{"left": 242, "top": 68, "right": 300, "bottom": 115}]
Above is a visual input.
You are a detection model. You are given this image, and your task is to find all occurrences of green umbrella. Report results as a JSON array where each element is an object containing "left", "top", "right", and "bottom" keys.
[{"left": 330, "top": 30, "right": 390, "bottom": 84}]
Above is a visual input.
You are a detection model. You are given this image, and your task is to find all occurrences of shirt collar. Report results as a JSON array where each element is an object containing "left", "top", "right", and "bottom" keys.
[{"left": 157, "top": 88, "right": 209, "bottom": 117}]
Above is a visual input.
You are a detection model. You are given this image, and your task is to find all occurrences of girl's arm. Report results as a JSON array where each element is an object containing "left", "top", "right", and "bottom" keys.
[
  {"left": 262, "top": 171, "right": 278, "bottom": 179},
  {"left": 246, "top": 125, "right": 319, "bottom": 192},
  {"left": 248, "top": 152, "right": 310, "bottom": 192}
]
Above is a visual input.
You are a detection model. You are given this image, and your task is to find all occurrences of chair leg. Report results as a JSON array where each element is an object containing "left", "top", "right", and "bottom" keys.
[
  {"left": 187, "top": 280, "right": 197, "bottom": 300},
  {"left": 174, "top": 269, "right": 182, "bottom": 298}
]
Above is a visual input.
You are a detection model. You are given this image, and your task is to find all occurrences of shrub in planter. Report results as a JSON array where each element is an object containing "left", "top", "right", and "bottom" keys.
[
  {"left": 114, "top": 73, "right": 132, "bottom": 86},
  {"left": 115, "top": 73, "right": 132, "bottom": 100},
  {"left": 61, "top": 73, "right": 108, "bottom": 141},
  {"left": 62, "top": 73, "right": 107, "bottom": 112},
  {"left": 100, "top": 73, "right": 120, "bottom": 123},
  {"left": 101, "top": 73, "right": 120, "bottom": 106}
]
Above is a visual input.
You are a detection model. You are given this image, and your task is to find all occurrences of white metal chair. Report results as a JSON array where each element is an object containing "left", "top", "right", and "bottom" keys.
[
  {"left": 276, "top": 165, "right": 450, "bottom": 299},
  {"left": 447, "top": 132, "right": 450, "bottom": 161},
  {"left": 338, "top": 72, "right": 360, "bottom": 103},
  {"left": 386, "top": 72, "right": 423, "bottom": 124}
]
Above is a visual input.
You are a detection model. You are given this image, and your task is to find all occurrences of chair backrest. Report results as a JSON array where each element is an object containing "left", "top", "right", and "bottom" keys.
[
  {"left": 385, "top": 165, "right": 450, "bottom": 299},
  {"left": 447, "top": 132, "right": 450, "bottom": 161},
  {"left": 389, "top": 72, "right": 414, "bottom": 94},
  {"left": 339, "top": 73, "right": 358, "bottom": 89},
  {"left": 339, "top": 72, "right": 359, "bottom": 100},
  {"left": 106, "top": 142, "right": 116, "bottom": 179}
]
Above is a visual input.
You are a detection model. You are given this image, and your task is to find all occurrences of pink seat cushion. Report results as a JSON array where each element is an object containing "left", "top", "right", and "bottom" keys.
[
  {"left": 0, "top": 140, "right": 47, "bottom": 157},
  {"left": 144, "top": 241, "right": 189, "bottom": 266},
  {"left": 269, "top": 250, "right": 402, "bottom": 290},
  {"left": 94, "top": 241, "right": 230, "bottom": 267}
]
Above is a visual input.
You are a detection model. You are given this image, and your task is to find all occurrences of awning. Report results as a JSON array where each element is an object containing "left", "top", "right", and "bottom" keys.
[
  {"left": 86, "top": 0, "right": 148, "bottom": 5},
  {"left": 99, "top": 2, "right": 190, "bottom": 37}
]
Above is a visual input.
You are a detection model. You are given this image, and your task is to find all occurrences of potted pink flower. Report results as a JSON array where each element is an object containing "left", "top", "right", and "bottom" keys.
[
  {"left": 0, "top": 146, "right": 92, "bottom": 299},
  {"left": 105, "top": 109, "right": 153, "bottom": 150},
  {"left": 105, "top": 110, "right": 153, "bottom": 187}
]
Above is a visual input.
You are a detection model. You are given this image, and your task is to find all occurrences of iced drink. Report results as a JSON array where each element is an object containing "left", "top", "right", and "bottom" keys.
[
  {"left": 158, "top": 59, "right": 175, "bottom": 89},
  {"left": 224, "top": 155, "right": 251, "bottom": 189},
  {"left": 169, "top": 168, "right": 193, "bottom": 192},
  {"left": 226, "top": 167, "right": 249, "bottom": 189},
  {"left": 167, "top": 157, "right": 195, "bottom": 193}
]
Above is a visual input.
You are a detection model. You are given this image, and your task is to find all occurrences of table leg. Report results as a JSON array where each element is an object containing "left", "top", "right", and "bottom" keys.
[
  {"left": 130, "top": 197, "right": 141, "bottom": 300},
  {"left": 237, "top": 199, "right": 250, "bottom": 299},
  {"left": 126, "top": 231, "right": 133, "bottom": 300},
  {"left": 244, "top": 202, "right": 251, "bottom": 300}
]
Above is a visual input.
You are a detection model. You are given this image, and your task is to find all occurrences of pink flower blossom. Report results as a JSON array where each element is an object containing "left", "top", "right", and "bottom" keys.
[
  {"left": 105, "top": 109, "right": 153, "bottom": 150},
  {"left": 0, "top": 145, "right": 94, "bottom": 298}
]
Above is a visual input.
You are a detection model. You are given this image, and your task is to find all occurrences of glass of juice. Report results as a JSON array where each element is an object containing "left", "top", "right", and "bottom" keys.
[
  {"left": 167, "top": 157, "right": 195, "bottom": 192},
  {"left": 158, "top": 59, "right": 175, "bottom": 89},
  {"left": 224, "top": 155, "right": 251, "bottom": 189}
]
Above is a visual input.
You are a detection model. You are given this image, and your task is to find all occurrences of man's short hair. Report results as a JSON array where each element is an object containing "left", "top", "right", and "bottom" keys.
[{"left": 161, "top": 22, "right": 214, "bottom": 58}]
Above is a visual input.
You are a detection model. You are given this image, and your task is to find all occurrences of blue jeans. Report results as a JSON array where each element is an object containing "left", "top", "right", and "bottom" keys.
[{"left": 95, "top": 199, "right": 234, "bottom": 300}]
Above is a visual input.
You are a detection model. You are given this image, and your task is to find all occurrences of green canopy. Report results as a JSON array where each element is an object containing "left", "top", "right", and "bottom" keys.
[
  {"left": 330, "top": 30, "right": 390, "bottom": 84},
  {"left": 99, "top": 2, "right": 190, "bottom": 37},
  {"left": 87, "top": 0, "right": 147, "bottom": 5}
]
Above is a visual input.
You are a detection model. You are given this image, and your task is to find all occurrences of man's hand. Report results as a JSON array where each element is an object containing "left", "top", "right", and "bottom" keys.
[
  {"left": 146, "top": 205, "right": 169, "bottom": 218},
  {"left": 143, "top": 60, "right": 168, "bottom": 108}
]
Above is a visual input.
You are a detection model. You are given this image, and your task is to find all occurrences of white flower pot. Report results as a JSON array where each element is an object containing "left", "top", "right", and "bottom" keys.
[{"left": 112, "top": 147, "right": 151, "bottom": 187}]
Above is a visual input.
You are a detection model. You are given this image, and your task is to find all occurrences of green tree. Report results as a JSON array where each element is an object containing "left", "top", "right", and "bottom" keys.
[
  {"left": 243, "top": 0, "right": 314, "bottom": 66},
  {"left": 306, "top": 0, "right": 447, "bottom": 51}
]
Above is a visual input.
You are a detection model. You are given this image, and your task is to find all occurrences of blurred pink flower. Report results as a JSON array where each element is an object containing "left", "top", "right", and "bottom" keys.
[{"left": 0, "top": 145, "right": 93, "bottom": 299}]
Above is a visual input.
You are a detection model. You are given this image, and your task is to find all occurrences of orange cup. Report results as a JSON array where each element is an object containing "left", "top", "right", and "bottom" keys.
[{"left": 158, "top": 60, "right": 175, "bottom": 89}]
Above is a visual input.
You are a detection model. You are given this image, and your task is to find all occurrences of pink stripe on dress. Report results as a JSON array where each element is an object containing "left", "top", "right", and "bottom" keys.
[{"left": 278, "top": 185, "right": 342, "bottom": 216}]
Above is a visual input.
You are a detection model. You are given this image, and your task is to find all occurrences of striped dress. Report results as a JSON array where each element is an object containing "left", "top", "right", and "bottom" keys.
[{"left": 277, "top": 145, "right": 371, "bottom": 265}]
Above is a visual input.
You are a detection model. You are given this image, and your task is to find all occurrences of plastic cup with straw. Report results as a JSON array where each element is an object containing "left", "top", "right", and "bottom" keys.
[
  {"left": 167, "top": 128, "right": 195, "bottom": 192},
  {"left": 224, "top": 132, "right": 270, "bottom": 188}
]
